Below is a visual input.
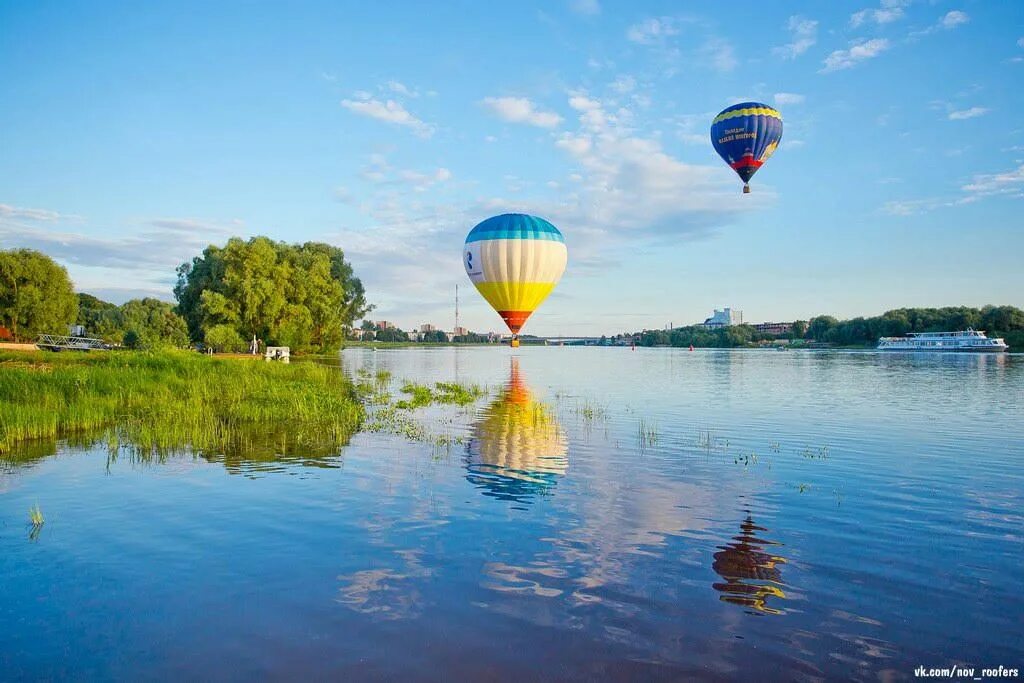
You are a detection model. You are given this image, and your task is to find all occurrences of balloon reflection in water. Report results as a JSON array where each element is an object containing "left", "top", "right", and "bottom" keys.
[
  {"left": 712, "top": 514, "right": 788, "bottom": 615},
  {"left": 465, "top": 359, "right": 567, "bottom": 504}
]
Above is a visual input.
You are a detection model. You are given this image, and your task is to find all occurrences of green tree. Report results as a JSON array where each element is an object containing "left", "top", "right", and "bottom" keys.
[
  {"left": 203, "top": 324, "right": 246, "bottom": 353},
  {"left": 175, "top": 237, "right": 370, "bottom": 353},
  {"left": 122, "top": 329, "right": 142, "bottom": 349},
  {"left": 807, "top": 316, "right": 838, "bottom": 341},
  {"left": 422, "top": 329, "right": 448, "bottom": 343},
  {"left": 980, "top": 305, "right": 1024, "bottom": 333},
  {"left": 375, "top": 327, "right": 408, "bottom": 342},
  {"left": 118, "top": 298, "right": 190, "bottom": 349},
  {"left": 77, "top": 293, "right": 122, "bottom": 340},
  {"left": 0, "top": 249, "right": 78, "bottom": 340}
]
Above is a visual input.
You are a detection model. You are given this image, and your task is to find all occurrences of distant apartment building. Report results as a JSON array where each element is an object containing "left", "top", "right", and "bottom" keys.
[
  {"left": 452, "top": 326, "right": 469, "bottom": 337},
  {"left": 701, "top": 308, "right": 743, "bottom": 329},
  {"left": 753, "top": 322, "right": 793, "bottom": 336},
  {"left": 374, "top": 321, "right": 395, "bottom": 330},
  {"left": 419, "top": 323, "right": 436, "bottom": 334}
]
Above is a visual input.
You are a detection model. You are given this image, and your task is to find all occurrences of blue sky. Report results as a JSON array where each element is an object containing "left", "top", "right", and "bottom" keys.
[{"left": 1, "top": 0, "right": 1022, "bottom": 335}]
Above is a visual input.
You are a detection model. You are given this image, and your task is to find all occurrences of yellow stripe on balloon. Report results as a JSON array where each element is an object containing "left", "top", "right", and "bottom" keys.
[
  {"left": 711, "top": 107, "right": 782, "bottom": 124},
  {"left": 472, "top": 281, "right": 558, "bottom": 313}
]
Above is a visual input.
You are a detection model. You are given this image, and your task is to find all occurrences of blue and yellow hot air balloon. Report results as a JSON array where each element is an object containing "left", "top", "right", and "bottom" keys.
[
  {"left": 464, "top": 213, "right": 567, "bottom": 347},
  {"left": 710, "top": 102, "right": 783, "bottom": 194}
]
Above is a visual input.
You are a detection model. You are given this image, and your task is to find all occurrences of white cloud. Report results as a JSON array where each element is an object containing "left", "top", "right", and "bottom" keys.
[
  {"left": 341, "top": 97, "right": 434, "bottom": 137},
  {"left": 481, "top": 96, "right": 563, "bottom": 128},
  {"left": 0, "top": 212, "right": 242, "bottom": 299},
  {"left": 882, "top": 198, "right": 947, "bottom": 216},
  {"left": 398, "top": 167, "right": 453, "bottom": 192},
  {"left": 773, "top": 16, "right": 818, "bottom": 59},
  {"left": 773, "top": 92, "right": 805, "bottom": 106},
  {"left": 882, "top": 163, "right": 1024, "bottom": 215},
  {"left": 671, "top": 111, "right": 715, "bottom": 146},
  {"left": 385, "top": 80, "right": 419, "bottom": 98},
  {"left": 356, "top": 154, "right": 453, "bottom": 192},
  {"left": 948, "top": 106, "right": 989, "bottom": 120},
  {"left": 820, "top": 38, "right": 890, "bottom": 73},
  {"left": 555, "top": 134, "right": 592, "bottom": 156},
  {"left": 609, "top": 75, "right": 636, "bottom": 94},
  {"left": 961, "top": 164, "right": 1024, "bottom": 199},
  {"left": 547, "top": 93, "right": 750, "bottom": 243},
  {"left": 568, "top": 94, "right": 601, "bottom": 112},
  {"left": 626, "top": 17, "right": 678, "bottom": 45},
  {"left": 569, "top": 0, "right": 600, "bottom": 16},
  {"left": 910, "top": 10, "right": 971, "bottom": 38},
  {"left": 850, "top": 0, "right": 907, "bottom": 28},
  {"left": 700, "top": 37, "right": 737, "bottom": 73},
  {"left": 1018, "top": 37, "right": 1024, "bottom": 49},
  {"left": 940, "top": 11, "right": 969, "bottom": 30},
  {"left": 0, "top": 203, "right": 64, "bottom": 222},
  {"left": 334, "top": 186, "right": 354, "bottom": 204}
]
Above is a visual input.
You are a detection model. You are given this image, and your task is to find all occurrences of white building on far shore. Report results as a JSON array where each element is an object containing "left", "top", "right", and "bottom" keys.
[{"left": 701, "top": 308, "right": 743, "bottom": 329}]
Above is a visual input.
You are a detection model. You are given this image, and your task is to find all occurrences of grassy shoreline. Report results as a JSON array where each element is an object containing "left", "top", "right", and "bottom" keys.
[{"left": 0, "top": 350, "right": 364, "bottom": 456}]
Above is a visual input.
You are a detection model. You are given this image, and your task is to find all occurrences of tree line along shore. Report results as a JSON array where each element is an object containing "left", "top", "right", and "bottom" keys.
[
  {"left": 1, "top": 238, "right": 1022, "bottom": 353},
  {"left": 628, "top": 306, "right": 1024, "bottom": 350},
  {"left": 0, "top": 237, "right": 369, "bottom": 353}
]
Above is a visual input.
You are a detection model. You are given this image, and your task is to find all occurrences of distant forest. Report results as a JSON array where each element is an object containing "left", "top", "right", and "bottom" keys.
[{"left": 630, "top": 306, "right": 1024, "bottom": 349}]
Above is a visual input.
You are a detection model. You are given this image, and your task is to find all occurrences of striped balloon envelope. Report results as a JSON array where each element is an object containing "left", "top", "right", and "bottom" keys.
[
  {"left": 710, "top": 102, "right": 783, "bottom": 193},
  {"left": 463, "top": 213, "right": 567, "bottom": 345}
]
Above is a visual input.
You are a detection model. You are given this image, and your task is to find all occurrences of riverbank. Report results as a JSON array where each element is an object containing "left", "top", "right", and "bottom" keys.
[
  {"left": 343, "top": 340, "right": 498, "bottom": 349},
  {"left": 0, "top": 350, "right": 364, "bottom": 455}
]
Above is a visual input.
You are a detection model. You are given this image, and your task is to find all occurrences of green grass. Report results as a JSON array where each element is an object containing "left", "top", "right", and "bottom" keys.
[
  {"left": 572, "top": 399, "right": 608, "bottom": 422},
  {"left": 355, "top": 377, "right": 485, "bottom": 455},
  {"left": 394, "top": 381, "right": 485, "bottom": 409},
  {"left": 29, "top": 503, "right": 44, "bottom": 526},
  {"left": 0, "top": 350, "right": 364, "bottom": 457},
  {"left": 637, "top": 418, "right": 659, "bottom": 450}
]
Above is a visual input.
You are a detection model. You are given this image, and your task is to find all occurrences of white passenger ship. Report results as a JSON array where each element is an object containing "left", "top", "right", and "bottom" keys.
[{"left": 877, "top": 329, "right": 1008, "bottom": 352}]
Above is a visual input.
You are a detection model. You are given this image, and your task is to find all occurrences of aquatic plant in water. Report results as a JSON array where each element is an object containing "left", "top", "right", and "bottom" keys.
[
  {"left": 572, "top": 399, "right": 608, "bottom": 422},
  {"left": 637, "top": 418, "right": 659, "bottom": 451},
  {"left": 29, "top": 503, "right": 44, "bottom": 526},
  {"left": 394, "top": 381, "right": 485, "bottom": 409}
]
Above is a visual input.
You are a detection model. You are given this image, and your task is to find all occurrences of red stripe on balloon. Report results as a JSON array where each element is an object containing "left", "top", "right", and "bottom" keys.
[
  {"left": 729, "top": 155, "right": 763, "bottom": 171},
  {"left": 498, "top": 310, "right": 532, "bottom": 333}
]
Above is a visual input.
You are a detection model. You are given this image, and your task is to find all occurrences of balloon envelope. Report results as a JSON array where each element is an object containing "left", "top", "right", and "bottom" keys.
[
  {"left": 464, "top": 213, "right": 567, "bottom": 335},
  {"left": 710, "top": 102, "right": 783, "bottom": 192}
]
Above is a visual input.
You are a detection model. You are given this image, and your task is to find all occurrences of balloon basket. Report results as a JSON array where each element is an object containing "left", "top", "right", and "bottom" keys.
[
  {"left": 511, "top": 338, "right": 520, "bottom": 348},
  {"left": 742, "top": 185, "right": 751, "bottom": 194}
]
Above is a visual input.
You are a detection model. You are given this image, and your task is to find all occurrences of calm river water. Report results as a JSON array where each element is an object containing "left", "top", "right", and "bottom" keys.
[{"left": 2, "top": 348, "right": 1023, "bottom": 680}]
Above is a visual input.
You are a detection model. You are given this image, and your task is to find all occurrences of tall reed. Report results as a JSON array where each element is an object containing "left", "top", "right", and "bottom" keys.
[{"left": 0, "top": 351, "right": 364, "bottom": 456}]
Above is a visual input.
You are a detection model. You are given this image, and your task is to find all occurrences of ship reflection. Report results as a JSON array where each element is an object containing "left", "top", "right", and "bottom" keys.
[
  {"left": 712, "top": 514, "right": 788, "bottom": 615},
  {"left": 465, "top": 358, "right": 567, "bottom": 505}
]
